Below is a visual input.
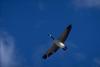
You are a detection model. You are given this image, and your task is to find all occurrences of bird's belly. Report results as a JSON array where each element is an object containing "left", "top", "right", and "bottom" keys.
[{"left": 54, "top": 40, "right": 65, "bottom": 48}]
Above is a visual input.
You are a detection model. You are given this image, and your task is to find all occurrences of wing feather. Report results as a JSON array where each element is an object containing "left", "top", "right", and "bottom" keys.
[
  {"left": 42, "top": 44, "right": 59, "bottom": 59},
  {"left": 58, "top": 24, "right": 72, "bottom": 43}
]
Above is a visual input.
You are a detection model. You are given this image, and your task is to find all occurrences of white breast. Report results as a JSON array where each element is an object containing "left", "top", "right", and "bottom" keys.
[{"left": 54, "top": 40, "right": 65, "bottom": 48}]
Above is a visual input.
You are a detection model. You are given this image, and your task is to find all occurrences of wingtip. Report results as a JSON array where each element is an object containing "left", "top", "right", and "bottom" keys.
[
  {"left": 67, "top": 24, "right": 72, "bottom": 29},
  {"left": 69, "top": 24, "right": 72, "bottom": 27},
  {"left": 42, "top": 55, "right": 47, "bottom": 59}
]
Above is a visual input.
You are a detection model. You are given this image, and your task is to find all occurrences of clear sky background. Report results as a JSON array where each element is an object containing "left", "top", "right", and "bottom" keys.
[{"left": 0, "top": 0, "right": 100, "bottom": 67}]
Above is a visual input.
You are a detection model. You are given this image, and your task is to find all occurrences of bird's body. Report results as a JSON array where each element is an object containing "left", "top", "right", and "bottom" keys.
[
  {"left": 53, "top": 40, "right": 65, "bottom": 48},
  {"left": 42, "top": 24, "right": 72, "bottom": 59}
]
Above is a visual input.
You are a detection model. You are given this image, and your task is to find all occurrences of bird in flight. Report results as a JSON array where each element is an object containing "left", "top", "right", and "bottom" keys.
[{"left": 42, "top": 24, "right": 72, "bottom": 59}]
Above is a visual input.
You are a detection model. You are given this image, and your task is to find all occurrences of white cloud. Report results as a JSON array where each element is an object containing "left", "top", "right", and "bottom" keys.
[
  {"left": 38, "top": 2, "right": 45, "bottom": 11},
  {"left": 93, "top": 57, "right": 100, "bottom": 66},
  {"left": 72, "top": 0, "right": 100, "bottom": 8},
  {"left": 74, "top": 52, "right": 86, "bottom": 61},
  {"left": 0, "top": 32, "right": 19, "bottom": 67}
]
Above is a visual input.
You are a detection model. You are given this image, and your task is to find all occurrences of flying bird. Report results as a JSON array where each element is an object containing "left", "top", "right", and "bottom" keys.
[{"left": 42, "top": 24, "right": 72, "bottom": 59}]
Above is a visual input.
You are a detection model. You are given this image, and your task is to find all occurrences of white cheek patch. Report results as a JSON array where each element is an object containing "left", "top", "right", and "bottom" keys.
[
  {"left": 58, "top": 42, "right": 65, "bottom": 48},
  {"left": 54, "top": 40, "right": 65, "bottom": 48}
]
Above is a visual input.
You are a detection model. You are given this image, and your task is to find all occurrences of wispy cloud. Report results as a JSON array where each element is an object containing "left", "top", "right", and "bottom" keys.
[
  {"left": 93, "top": 57, "right": 100, "bottom": 66},
  {"left": 72, "top": 0, "right": 100, "bottom": 8},
  {"left": 38, "top": 1, "right": 45, "bottom": 11},
  {"left": 74, "top": 52, "right": 86, "bottom": 61},
  {"left": 0, "top": 31, "right": 19, "bottom": 67}
]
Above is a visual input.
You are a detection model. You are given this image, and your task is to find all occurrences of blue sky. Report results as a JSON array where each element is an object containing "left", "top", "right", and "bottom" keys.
[{"left": 0, "top": 0, "right": 100, "bottom": 67}]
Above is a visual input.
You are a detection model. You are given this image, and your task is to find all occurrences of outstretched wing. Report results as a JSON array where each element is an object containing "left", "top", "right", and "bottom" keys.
[
  {"left": 58, "top": 24, "right": 72, "bottom": 43},
  {"left": 42, "top": 44, "right": 59, "bottom": 59}
]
